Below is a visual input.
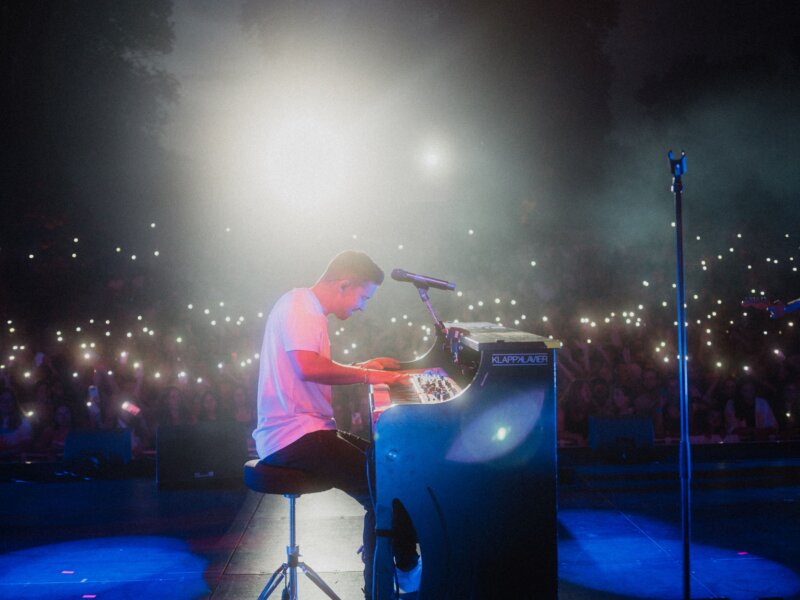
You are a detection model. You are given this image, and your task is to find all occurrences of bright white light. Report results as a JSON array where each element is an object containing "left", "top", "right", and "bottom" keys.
[
  {"left": 422, "top": 149, "right": 441, "bottom": 168},
  {"left": 263, "top": 115, "right": 354, "bottom": 206}
]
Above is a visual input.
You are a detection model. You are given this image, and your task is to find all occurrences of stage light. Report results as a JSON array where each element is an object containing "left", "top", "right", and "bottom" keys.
[{"left": 422, "top": 150, "right": 441, "bottom": 168}]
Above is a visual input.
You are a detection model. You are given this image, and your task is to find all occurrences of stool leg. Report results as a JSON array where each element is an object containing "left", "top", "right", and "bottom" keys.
[
  {"left": 299, "top": 562, "right": 342, "bottom": 600},
  {"left": 287, "top": 495, "right": 299, "bottom": 600},
  {"left": 257, "top": 493, "right": 342, "bottom": 600},
  {"left": 258, "top": 563, "right": 288, "bottom": 600}
]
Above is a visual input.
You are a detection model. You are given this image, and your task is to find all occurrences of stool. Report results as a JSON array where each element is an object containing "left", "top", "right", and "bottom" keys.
[{"left": 244, "top": 460, "right": 343, "bottom": 600}]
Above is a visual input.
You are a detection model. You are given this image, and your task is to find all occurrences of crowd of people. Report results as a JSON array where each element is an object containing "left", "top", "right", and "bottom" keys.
[
  {"left": 2, "top": 217, "right": 800, "bottom": 460},
  {"left": 0, "top": 349, "right": 258, "bottom": 461}
]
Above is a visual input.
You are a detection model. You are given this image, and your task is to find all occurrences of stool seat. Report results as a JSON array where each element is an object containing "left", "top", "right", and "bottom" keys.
[{"left": 244, "top": 459, "right": 333, "bottom": 496}]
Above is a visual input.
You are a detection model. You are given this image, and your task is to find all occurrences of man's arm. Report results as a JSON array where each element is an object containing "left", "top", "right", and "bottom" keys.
[{"left": 289, "top": 350, "right": 409, "bottom": 386}]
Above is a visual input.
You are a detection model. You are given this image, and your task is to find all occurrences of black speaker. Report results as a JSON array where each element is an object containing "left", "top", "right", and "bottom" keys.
[
  {"left": 157, "top": 422, "right": 250, "bottom": 489},
  {"left": 64, "top": 429, "right": 133, "bottom": 465}
]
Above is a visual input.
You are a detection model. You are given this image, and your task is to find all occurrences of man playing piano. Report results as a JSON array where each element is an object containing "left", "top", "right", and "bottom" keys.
[{"left": 252, "top": 250, "right": 420, "bottom": 599}]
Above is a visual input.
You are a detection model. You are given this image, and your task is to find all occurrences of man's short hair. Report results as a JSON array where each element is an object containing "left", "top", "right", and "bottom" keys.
[{"left": 320, "top": 250, "right": 385, "bottom": 285}]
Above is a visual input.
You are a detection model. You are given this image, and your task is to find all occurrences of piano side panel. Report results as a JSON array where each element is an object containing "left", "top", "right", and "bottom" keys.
[{"left": 373, "top": 347, "right": 558, "bottom": 599}]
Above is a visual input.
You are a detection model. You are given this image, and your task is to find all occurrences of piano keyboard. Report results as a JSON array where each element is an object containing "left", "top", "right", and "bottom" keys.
[{"left": 369, "top": 368, "right": 462, "bottom": 421}]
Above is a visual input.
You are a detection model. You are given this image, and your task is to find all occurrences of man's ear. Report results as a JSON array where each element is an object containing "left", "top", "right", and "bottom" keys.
[{"left": 338, "top": 279, "right": 353, "bottom": 292}]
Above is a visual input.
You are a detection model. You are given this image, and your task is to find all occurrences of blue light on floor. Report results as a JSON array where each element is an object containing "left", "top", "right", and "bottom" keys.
[
  {"left": 559, "top": 509, "right": 800, "bottom": 600},
  {"left": 0, "top": 536, "right": 210, "bottom": 599}
]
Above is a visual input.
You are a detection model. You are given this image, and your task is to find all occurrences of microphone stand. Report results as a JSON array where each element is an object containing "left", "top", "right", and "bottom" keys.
[
  {"left": 669, "top": 150, "right": 692, "bottom": 600},
  {"left": 414, "top": 285, "right": 447, "bottom": 336}
]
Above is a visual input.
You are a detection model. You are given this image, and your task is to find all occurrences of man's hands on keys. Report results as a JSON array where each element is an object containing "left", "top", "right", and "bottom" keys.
[
  {"left": 358, "top": 357, "right": 401, "bottom": 370},
  {"left": 369, "top": 369, "right": 412, "bottom": 386}
]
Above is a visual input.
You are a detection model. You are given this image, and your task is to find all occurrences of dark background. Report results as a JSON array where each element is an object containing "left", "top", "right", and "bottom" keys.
[{"left": 2, "top": 0, "right": 799, "bottom": 352}]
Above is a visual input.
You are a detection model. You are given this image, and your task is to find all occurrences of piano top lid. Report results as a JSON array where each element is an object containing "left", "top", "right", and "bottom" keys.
[{"left": 444, "top": 321, "right": 562, "bottom": 351}]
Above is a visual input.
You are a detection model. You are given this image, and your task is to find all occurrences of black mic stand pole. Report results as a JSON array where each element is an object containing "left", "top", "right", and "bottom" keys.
[
  {"left": 669, "top": 150, "right": 692, "bottom": 600},
  {"left": 414, "top": 285, "right": 446, "bottom": 336}
]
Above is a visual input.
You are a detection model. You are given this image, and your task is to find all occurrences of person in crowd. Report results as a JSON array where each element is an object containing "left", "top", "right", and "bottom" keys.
[
  {"left": 558, "top": 379, "right": 592, "bottom": 446},
  {"left": 690, "top": 407, "right": 735, "bottom": 444},
  {"left": 197, "top": 390, "right": 225, "bottom": 422},
  {"left": 656, "top": 377, "right": 682, "bottom": 439},
  {"left": 26, "top": 379, "right": 56, "bottom": 445},
  {"left": 590, "top": 377, "right": 611, "bottom": 415},
  {"left": 772, "top": 380, "right": 799, "bottom": 436},
  {"left": 702, "top": 374, "right": 738, "bottom": 413},
  {"left": 0, "top": 388, "right": 33, "bottom": 458},
  {"left": 724, "top": 378, "right": 778, "bottom": 438},
  {"left": 157, "top": 386, "right": 193, "bottom": 427},
  {"left": 231, "top": 384, "right": 254, "bottom": 426},
  {"left": 606, "top": 385, "right": 636, "bottom": 417},
  {"left": 35, "top": 403, "right": 75, "bottom": 457},
  {"left": 634, "top": 368, "right": 665, "bottom": 433}
]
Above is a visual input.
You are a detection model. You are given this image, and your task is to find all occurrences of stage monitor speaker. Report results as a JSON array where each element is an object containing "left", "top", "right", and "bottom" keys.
[
  {"left": 157, "top": 422, "right": 249, "bottom": 489},
  {"left": 64, "top": 429, "right": 133, "bottom": 465},
  {"left": 588, "top": 416, "right": 655, "bottom": 452}
]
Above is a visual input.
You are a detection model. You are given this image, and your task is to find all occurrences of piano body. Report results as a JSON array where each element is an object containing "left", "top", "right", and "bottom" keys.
[{"left": 370, "top": 321, "right": 560, "bottom": 599}]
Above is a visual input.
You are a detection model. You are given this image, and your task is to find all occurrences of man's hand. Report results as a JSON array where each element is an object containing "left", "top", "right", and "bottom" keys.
[
  {"left": 358, "top": 357, "right": 401, "bottom": 370},
  {"left": 369, "top": 369, "right": 412, "bottom": 386}
]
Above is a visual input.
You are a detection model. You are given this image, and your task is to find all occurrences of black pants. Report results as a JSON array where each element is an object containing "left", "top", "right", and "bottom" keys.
[{"left": 261, "top": 429, "right": 417, "bottom": 597}]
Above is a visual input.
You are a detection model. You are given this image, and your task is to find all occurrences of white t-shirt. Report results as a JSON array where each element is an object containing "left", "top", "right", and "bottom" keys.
[{"left": 253, "top": 288, "right": 336, "bottom": 458}]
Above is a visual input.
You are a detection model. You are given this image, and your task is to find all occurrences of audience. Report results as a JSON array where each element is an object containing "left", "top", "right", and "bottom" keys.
[{"left": 2, "top": 224, "right": 799, "bottom": 463}]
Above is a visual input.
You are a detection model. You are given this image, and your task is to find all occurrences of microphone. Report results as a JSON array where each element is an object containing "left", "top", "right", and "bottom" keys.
[{"left": 391, "top": 268, "right": 456, "bottom": 291}]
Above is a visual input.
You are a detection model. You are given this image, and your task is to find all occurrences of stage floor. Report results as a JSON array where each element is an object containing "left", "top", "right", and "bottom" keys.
[{"left": 1, "top": 456, "right": 799, "bottom": 600}]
